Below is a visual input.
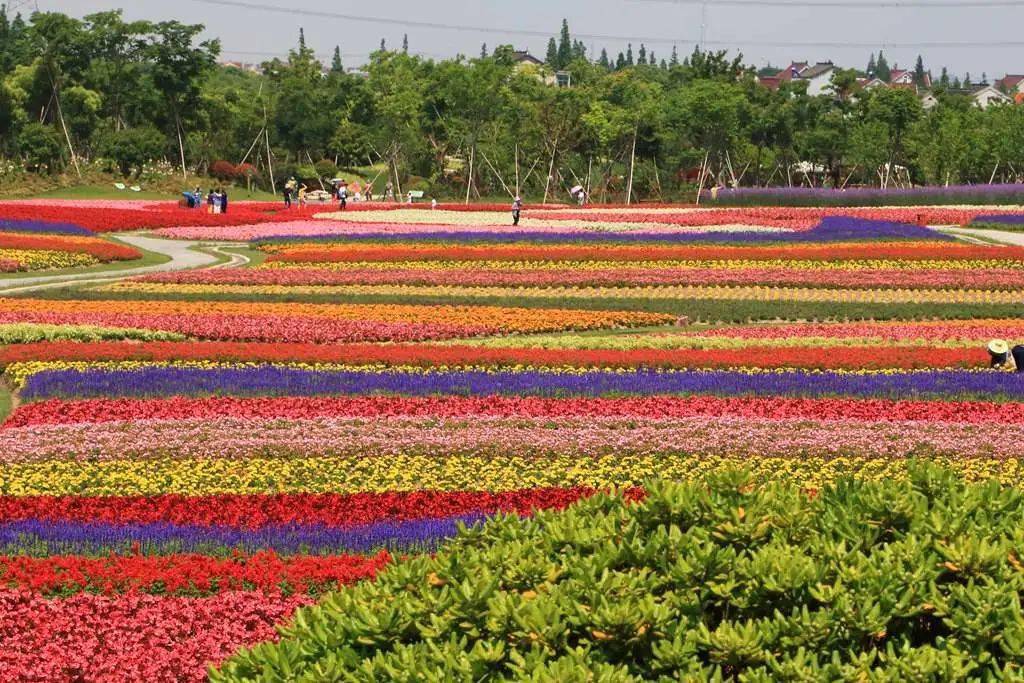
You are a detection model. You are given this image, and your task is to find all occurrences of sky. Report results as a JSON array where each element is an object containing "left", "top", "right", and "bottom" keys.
[{"left": 22, "top": 0, "right": 1024, "bottom": 81}]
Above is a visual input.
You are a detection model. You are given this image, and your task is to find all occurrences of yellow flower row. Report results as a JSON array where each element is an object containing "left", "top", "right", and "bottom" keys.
[
  {"left": 0, "top": 249, "right": 98, "bottom": 271},
  {"left": 2, "top": 454, "right": 1023, "bottom": 497},
  {"left": 258, "top": 259, "right": 1024, "bottom": 273},
  {"left": 101, "top": 281, "right": 1024, "bottom": 305},
  {"left": 447, "top": 333, "right": 983, "bottom": 351}
]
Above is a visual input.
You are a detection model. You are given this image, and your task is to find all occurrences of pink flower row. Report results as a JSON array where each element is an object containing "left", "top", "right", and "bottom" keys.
[
  {"left": 0, "top": 312, "right": 480, "bottom": 344},
  {"left": 702, "top": 319, "right": 1024, "bottom": 342},
  {"left": 0, "top": 589, "right": 309, "bottom": 683},
  {"left": 142, "top": 264, "right": 1024, "bottom": 290},
  {"left": 2, "top": 415, "right": 1023, "bottom": 462}
]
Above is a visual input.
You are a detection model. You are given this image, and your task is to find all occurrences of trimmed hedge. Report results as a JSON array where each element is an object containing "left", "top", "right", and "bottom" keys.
[{"left": 213, "top": 466, "right": 1024, "bottom": 681}]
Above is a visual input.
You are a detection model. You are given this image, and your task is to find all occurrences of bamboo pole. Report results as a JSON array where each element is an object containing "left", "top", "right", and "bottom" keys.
[
  {"left": 990, "top": 161, "right": 1000, "bottom": 185},
  {"left": 514, "top": 143, "right": 520, "bottom": 197},
  {"left": 239, "top": 127, "right": 264, "bottom": 166},
  {"left": 480, "top": 150, "right": 515, "bottom": 198},
  {"left": 542, "top": 136, "right": 558, "bottom": 205},
  {"left": 265, "top": 129, "right": 275, "bottom": 195},
  {"left": 464, "top": 145, "right": 475, "bottom": 205},
  {"left": 625, "top": 124, "right": 638, "bottom": 205},
  {"left": 586, "top": 156, "right": 593, "bottom": 204},
  {"left": 840, "top": 165, "right": 858, "bottom": 190},
  {"left": 694, "top": 150, "right": 710, "bottom": 206},
  {"left": 53, "top": 91, "right": 81, "bottom": 179}
]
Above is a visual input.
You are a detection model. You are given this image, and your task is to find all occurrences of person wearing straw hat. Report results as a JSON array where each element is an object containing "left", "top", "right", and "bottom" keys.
[{"left": 989, "top": 340, "right": 1017, "bottom": 371}]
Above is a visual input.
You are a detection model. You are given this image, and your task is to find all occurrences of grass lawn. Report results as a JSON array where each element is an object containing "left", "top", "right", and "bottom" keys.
[
  {"left": 0, "top": 383, "right": 11, "bottom": 424},
  {"left": 35, "top": 184, "right": 281, "bottom": 202}
]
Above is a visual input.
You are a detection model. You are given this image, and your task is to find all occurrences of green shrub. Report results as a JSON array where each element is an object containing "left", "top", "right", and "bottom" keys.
[
  {"left": 213, "top": 465, "right": 1024, "bottom": 681},
  {"left": 0, "top": 323, "right": 185, "bottom": 344}
]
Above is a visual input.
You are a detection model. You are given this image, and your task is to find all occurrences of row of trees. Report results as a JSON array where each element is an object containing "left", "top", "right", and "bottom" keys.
[{"left": 3, "top": 9, "right": 1024, "bottom": 200}]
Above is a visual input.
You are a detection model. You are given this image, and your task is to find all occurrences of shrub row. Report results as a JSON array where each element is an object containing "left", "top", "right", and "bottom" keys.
[{"left": 214, "top": 465, "right": 1024, "bottom": 681}]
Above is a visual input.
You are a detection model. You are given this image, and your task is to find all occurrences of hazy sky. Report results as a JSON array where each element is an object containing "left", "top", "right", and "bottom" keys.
[{"left": 28, "top": 0, "right": 1024, "bottom": 80}]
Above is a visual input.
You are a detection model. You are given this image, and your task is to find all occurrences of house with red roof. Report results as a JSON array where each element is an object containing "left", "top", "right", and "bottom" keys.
[{"left": 996, "top": 74, "right": 1024, "bottom": 95}]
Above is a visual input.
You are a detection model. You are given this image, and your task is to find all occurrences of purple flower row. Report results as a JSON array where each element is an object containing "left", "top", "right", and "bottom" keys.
[
  {"left": 21, "top": 366, "right": 1024, "bottom": 402},
  {"left": 702, "top": 184, "right": 1024, "bottom": 207},
  {"left": 0, "top": 516, "right": 486, "bottom": 557},
  {"left": 257, "top": 217, "right": 950, "bottom": 245},
  {"left": 0, "top": 218, "right": 95, "bottom": 236}
]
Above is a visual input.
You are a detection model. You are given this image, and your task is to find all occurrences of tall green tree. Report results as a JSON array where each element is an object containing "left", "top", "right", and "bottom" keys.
[
  {"left": 556, "top": 19, "right": 571, "bottom": 69},
  {"left": 147, "top": 20, "right": 220, "bottom": 179}
]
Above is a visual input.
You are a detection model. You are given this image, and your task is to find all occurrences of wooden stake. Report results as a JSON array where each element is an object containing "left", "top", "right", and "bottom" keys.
[{"left": 990, "top": 161, "right": 1000, "bottom": 185}]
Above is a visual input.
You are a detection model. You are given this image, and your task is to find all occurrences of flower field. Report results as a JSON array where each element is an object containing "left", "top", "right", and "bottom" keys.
[
  {"left": 2, "top": 201, "right": 1024, "bottom": 679},
  {"left": 0, "top": 217, "right": 142, "bottom": 273}
]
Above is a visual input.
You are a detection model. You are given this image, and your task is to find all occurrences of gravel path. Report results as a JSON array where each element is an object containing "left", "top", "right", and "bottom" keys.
[{"left": 0, "top": 234, "right": 247, "bottom": 294}]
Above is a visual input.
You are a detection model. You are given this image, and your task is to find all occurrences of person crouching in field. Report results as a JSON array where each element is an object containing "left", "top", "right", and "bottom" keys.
[{"left": 989, "top": 339, "right": 1024, "bottom": 371}]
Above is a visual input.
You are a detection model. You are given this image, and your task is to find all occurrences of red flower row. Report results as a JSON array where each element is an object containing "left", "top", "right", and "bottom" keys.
[
  {"left": 6, "top": 394, "right": 1019, "bottom": 428},
  {"left": 0, "top": 488, "right": 600, "bottom": 528},
  {"left": 0, "top": 233, "right": 140, "bottom": 261},
  {"left": 0, "top": 551, "right": 388, "bottom": 596},
  {"left": 0, "top": 202, "right": 312, "bottom": 233},
  {"left": 0, "top": 340, "right": 986, "bottom": 370},
  {"left": 0, "top": 588, "right": 309, "bottom": 682},
  {"left": 268, "top": 241, "right": 1021, "bottom": 264}
]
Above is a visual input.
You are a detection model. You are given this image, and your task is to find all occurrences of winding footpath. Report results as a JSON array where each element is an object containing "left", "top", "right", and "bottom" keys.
[
  {"left": 0, "top": 234, "right": 248, "bottom": 294},
  {"left": 940, "top": 227, "right": 1024, "bottom": 247}
]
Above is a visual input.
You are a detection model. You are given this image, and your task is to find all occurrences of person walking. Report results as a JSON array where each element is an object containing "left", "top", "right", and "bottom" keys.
[
  {"left": 283, "top": 185, "right": 292, "bottom": 209},
  {"left": 298, "top": 183, "right": 308, "bottom": 208},
  {"left": 338, "top": 183, "right": 348, "bottom": 210},
  {"left": 220, "top": 188, "right": 229, "bottom": 215},
  {"left": 512, "top": 195, "right": 523, "bottom": 226},
  {"left": 207, "top": 188, "right": 216, "bottom": 214}
]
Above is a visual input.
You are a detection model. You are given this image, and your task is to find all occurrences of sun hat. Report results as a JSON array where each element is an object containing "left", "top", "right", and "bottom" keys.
[{"left": 989, "top": 339, "right": 1010, "bottom": 355}]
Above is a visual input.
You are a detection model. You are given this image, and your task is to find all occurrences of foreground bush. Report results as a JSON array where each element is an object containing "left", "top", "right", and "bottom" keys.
[{"left": 213, "top": 466, "right": 1024, "bottom": 681}]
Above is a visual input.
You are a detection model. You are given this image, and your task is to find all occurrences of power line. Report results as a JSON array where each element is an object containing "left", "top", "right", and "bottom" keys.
[
  {"left": 638, "top": 0, "right": 1024, "bottom": 7},
  {"left": 185, "top": 0, "right": 688, "bottom": 44},
  {"left": 189, "top": 0, "right": 1024, "bottom": 52}
]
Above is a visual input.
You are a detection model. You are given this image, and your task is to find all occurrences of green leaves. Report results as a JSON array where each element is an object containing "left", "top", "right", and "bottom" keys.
[{"left": 213, "top": 465, "right": 1024, "bottom": 681}]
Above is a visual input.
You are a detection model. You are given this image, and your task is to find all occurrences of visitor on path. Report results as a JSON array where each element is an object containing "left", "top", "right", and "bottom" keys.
[
  {"left": 512, "top": 195, "right": 523, "bottom": 226},
  {"left": 385, "top": 182, "right": 394, "bottom": 202},
  {"left": 988, "top": 340, "right": 1024, "bottom": 371},
  {"left": 283, "top": 186, "right": 292, "bottom": 208},
  {"left": 220, "top": 188, "right": 228, "bottom": 215},
  {"left": 298, "top": 183, "right": 308, "bottom": 208},
  {"left": 207, "top": 188, "right": 216, "bottom": 214},
  {"left": 338, "top": 183, "right": 348, "bottom": 210},
  {"left": 365, "top": 185, "right": 373, "bottom": 202},
  {"left": 431, "top": 197, "right": 438, "bottom": 210}
]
